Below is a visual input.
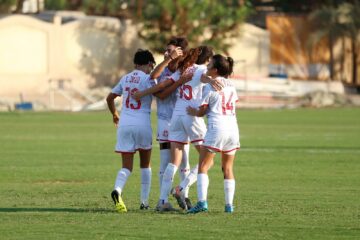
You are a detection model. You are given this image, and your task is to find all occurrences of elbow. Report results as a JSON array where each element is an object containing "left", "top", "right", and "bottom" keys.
[
  {"left": 106, "top": 93, "right": 115, "bottom": 103},
  {"left": 155, "top": 94, "right": 166, "bottom": 100}
]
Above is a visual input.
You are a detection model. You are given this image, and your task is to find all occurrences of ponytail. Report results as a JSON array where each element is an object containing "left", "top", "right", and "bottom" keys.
[
  {"left": 226, "top": 57, "right": 234, "bottom": 77},
  {"left": 212, "top": 54, "right": 234, "bottom": 78}
]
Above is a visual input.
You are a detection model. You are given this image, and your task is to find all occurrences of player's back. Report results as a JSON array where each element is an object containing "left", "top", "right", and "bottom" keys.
[
  {"left": 112, "top": 70, "right": 155, "bottom": 126},
  {"left": 156, "top": 67, "right": 177, "bottom": 121},
  {"left": 173, "top": 64, "right": 207, "bottom": 115},
  {"left": 203, "top": 77, "right": 238, "bottom": 130}
]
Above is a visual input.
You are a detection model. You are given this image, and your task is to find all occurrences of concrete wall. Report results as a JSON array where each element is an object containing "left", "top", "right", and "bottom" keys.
[
  {"left": 0, "top": 14, "right": 269, "bottom": 110},
  {"left": 0, "top": 13, "right": 144, "bottom": 109},
  {"left": 228, "top": 23, "right": 270, "bottom": 80}
]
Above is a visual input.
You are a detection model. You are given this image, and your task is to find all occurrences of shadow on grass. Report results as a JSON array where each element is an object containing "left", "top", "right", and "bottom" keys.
[{"left": 0, "top": 208, "right": 113, "bottom": 213}]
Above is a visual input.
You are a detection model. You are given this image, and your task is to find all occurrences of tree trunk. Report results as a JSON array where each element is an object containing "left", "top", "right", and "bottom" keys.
[
  {"left": 137, "top": 0, "right": 143, "bottom": 18},
  {"left": 36, "top": 0, "right": 40, "bottom": 13},
  {"left": 351, "top": 38, "right": 358, "bottom": 85},
  {"left": 340, "top": 37, "right": 345, "bottom": 82},
  {"left": 102, "top": 0, "right": 109, "bottom": 15},
  {"left": 14, "top": 0, "right": 24, "bottom": 13},
  {"left": 329, "top": 34, "right": 334, "bottom": 81}
]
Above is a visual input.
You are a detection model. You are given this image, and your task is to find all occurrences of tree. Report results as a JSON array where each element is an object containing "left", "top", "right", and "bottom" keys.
[
  {"left": 337, "top": 2, "right": 360, "bottom": 85},
  {"left": 0, "top": 0, "right": 16, "bottom": 14},
  {"left": 308, "top": 2, "right": 360, "bottom": 84},
  {"left": 136, "top": 0, "right": 253, "bottom": 53},
  {"left": 308, "top": 5, "right": 345, "bottom": 80}
]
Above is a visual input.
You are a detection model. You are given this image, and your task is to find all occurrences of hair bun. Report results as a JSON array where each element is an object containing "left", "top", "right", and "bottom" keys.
[{"left": 227, "top": 57, "right": 234, "bottom": 66}]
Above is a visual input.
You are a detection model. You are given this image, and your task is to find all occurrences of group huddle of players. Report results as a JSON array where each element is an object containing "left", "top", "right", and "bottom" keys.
[{"left": 106, "top": 36, "right": 240, "bottom": 214}]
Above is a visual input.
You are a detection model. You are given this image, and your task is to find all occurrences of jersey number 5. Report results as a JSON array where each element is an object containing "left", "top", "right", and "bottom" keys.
[{"left": 125, "top": 87, "right": 141, "bottom": 109}]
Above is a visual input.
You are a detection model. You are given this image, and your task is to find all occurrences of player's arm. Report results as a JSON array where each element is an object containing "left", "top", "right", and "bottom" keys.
[
  {"left": 150, "top": 47, "right": 183, "bottom": 79},
  {"left": 186, "top": 105, "right": 208, "bottom": 117},
  {"left": 154, "top": 72, "right": 193, "bottom": 100},
  {"left": 131, "top": 78, "right": 174, "bottom": 101},
  {"left": 106, "top": 92, "right": 120, "bottom": 127},
  {"left": 201, "top": 74, "right": 224, "bottom": 91}
]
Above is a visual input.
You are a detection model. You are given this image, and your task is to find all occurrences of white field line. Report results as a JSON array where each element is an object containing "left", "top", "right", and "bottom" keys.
[{"left": 241, "top": 147, "right": 360, "bottom": 154}]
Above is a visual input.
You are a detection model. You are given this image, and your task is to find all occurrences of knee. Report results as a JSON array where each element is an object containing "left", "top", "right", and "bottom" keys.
[{"left": 221, "top": 167, "right": 233, "bottom": 179}]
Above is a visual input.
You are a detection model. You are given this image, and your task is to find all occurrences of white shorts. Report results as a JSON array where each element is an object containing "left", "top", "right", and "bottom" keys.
[
  {"left": 157, "top": 118, "right": 171, "bottom": 143},
  {"left": 202, "top": 127, "right": 240, "bottom": 155},
  {"left": 168, "top": 115, "right": 206, "bottom": 145},
  {"left": 115, "top": 125, "right": 152, "bottom": 153}
]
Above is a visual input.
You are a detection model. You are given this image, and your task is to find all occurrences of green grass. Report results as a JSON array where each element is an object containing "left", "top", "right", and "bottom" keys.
[{"left": 0, "top": 108, "right": 359, "bottom": 239}]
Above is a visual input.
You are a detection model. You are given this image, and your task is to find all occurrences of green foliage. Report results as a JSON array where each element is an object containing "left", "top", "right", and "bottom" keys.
[
  {"left": 138, "top": 0, "right": 253, "bottom": 53},
  {"left": 0, "top": 108, "right": 360, "bottom": 239},
  {"left": 0, "top": 0, "right": 16, "bottom": 13},
  {"left": 44, "top": 0, "right": 67, "bottom": 10},
  {"left": 308, "top": 2, "right": 360, "bottom": 83}
]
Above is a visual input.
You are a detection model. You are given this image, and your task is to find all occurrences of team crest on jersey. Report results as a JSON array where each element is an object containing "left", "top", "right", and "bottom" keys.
[{"left": 163, "top": 130, "right": 168, "bottom": 137}]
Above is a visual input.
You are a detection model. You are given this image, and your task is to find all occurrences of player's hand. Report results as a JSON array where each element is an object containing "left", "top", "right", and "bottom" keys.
[
  {"left": 112, "top": 112, "right": 120, "bottom": 127},
  {"left": 179, "top": 72, "right": 193, "bottom": 84},
  {"left": 186, "top": 106, "right": 197, "bottom": 116},
  {"left": 210, "top": 78, "right": 224, "bottom": 91},
  {"left": 170, "top": 47, "right": 183, "bottom": 60},
  {"left": 131, "top": 89, "right": 142, "bottom": 101}
]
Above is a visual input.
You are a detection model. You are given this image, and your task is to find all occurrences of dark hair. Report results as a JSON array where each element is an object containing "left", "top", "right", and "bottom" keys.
[
  {"left": 133, "top": 49, "right": 155, "bottom": 65},
  {"left": 196, "top": 45, "right": 214, "bottom": 65},
  {"left": 212, "top": 54, "right": 234, "bottom": 78},
  {"left": 167, "top": 36, "right": 188, "bottom": 50}
]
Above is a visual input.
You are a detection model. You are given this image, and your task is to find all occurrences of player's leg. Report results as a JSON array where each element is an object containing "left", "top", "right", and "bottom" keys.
[
  {"left": 179, "top": 143, "right": 190, "bottom": 196},
  {"left": 157, "top": 116, "right": 187, "bottom": 211},
  {"left": 188, "top": 146, "right": 215, "bottom": 213},
  {"left": 139, "top": 149, "right": 152, "bottom": 209},
  {"left": 158, "top": 142, "right": 184, "bottom": 211},
  {"left": 172, "top": 143, "right": 200, "bottom": 210},
  {"left": 221, "top": 151, "right": 236, "bottom": 213},
  {"left": 112, "top": 153, "right": 134, "bottom": 213},
  {"left": 159, "top": 142, "right": 171, "bottom": 189},
  {"left": 157, "top": 119, "right": 172, "bottom": 190},
  {"left": 175, "top": 115, "right": 206, "bottom": 209}
]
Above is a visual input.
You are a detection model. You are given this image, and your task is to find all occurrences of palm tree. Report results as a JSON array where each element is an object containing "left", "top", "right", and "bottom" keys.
[
  {"left": 338, "top": 2, "right": 360, "bottom": 85},
  {"left": 308, "top": 5, "right": 345, "bottom": 81}
]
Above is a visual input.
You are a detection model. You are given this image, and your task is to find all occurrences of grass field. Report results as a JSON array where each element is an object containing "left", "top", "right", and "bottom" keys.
[{"left": 0, "top": 108, "right": 359, "bottom": 239}]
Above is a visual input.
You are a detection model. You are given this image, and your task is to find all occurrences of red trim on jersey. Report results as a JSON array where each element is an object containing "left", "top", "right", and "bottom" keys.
[
  {"left": 136, "top": 147, "right": 152, "bottom": 151},
  {"left": 115, "top": 150, "right": 135, "bottom": 154},
  {"left": 156, "top": 138, "right": 169, "bottom": 142},
  {"left": 223, "top": 147, "right": 240, "bottom": 153},
  {"left": 168, "top": 140, "right": 189, "bottom": 145},
  {"left": 202, "top": 145, "right": 240, "bottom": 153},
  {"left": 191, "top": 139, "right": 204, "bottom": 143},
  {"left": 203, "top": 145, "right": 222, "bottom": 152},
  {"left": 200, "top": 104, "right": 209, "bottom": 107}
]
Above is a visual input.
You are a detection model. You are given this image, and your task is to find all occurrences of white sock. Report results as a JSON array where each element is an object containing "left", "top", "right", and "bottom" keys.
[
  {"left": 140, "top": 168, "right": 151, "bottom": 205},
  {"left": 114, "top": 168, "right": 131, "bottom": 194},
  {"left": 180, "top": 164, "right": 198, "bottom": 197},
  {"left": 179, "top": 144, "right": 190, "bottom": 197},
  {"left": 197, "top": 173, "right": 209, "bottom": 202},
  {"left": 224, "top": 179, "right": 235, "bottom": 206},
  {"left": 159, "top": 149, "right": 171, "bottom": 189},
  {"left": 159, "top": 163, "right": 178, "bottom": 202}
]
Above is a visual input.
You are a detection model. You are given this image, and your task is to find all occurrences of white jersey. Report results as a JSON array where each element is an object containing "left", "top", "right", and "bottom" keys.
[
  {"left": 171, "top": 64, "right": 207, "bottom": 115},
  {"left": 111, "top": 70, "right": 156, "bottom": 126},
  {"left": 201, "top": 77, "right": 239, "bottom": 130},
  {"left": 156, "top": 67, "right": 177, "bottom": 121}
]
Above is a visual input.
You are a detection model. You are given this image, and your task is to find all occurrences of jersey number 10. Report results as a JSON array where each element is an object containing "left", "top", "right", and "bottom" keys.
[{"left": 179, "top": 85, "right": 192, "bottom": 100}]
